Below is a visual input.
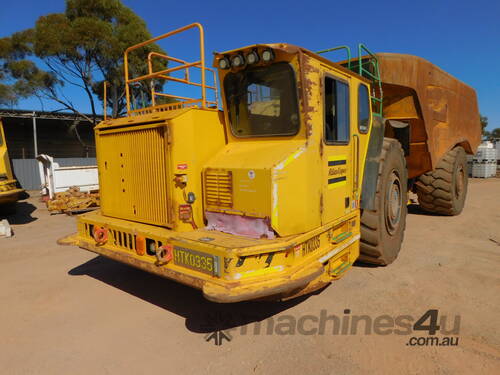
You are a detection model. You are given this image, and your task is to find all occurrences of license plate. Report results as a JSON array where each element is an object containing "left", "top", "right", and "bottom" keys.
[{"left": 173, "top": 246, "right": 220, "bottom": 276}]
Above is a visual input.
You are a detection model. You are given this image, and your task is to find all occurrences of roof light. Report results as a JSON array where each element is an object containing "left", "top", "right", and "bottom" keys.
[
  {"left": 262, "top": 49, "right": 275, "bottom": 63},
  {"left": 218, "top": 57, "right": 230, "bottom": 70},
  {"left": 231, "top": 54, "right": 245, "bottom": 68},
  {"left": 246, "top": 51, "right": 259, "bottom": 65}
]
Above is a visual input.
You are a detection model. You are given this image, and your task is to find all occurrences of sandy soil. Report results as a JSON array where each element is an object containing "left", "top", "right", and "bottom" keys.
[{"left": 0, "top": 178, "right": 499, "bottom": 374}]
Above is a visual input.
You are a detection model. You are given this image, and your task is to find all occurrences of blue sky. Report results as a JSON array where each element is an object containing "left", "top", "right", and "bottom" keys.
[{"left": 1, "top": 0, "right": 499, "bottom": 130}]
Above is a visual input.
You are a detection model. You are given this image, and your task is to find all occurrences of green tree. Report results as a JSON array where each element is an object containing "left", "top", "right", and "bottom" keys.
[
  {"left": 487, "top": 127, "right": 500, "bottom": 140},
  {"left": 1, "top": 0, "right": 166, "bottom": 123},
  {"left": 480, "top": 115, "right": 488, "bottom": 135},
  {"left": 0, "top": 31, "right": 56, "bottom": 107}
]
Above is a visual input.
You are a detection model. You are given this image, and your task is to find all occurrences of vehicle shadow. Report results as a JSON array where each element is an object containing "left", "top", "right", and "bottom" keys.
[
  {"left": 0, "top": 201, "right": 37, "bottom": 224},
  {"left": 407, "top": 203, "right": 441, "bottom": 216},
  {"left": 353, "top": 261, "right": 379, "bottom": 268},
  {"left": 69, "top": 255, "right": 325, "bottom": 333}
]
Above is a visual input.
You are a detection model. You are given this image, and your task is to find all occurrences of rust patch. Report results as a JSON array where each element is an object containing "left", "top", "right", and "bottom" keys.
[
  {"left": 203, "top": 266, "right": 324, "bottom": 303},
  {"left": 299, "top": 53, "right": 319, "bottom": 139},
  {"left": 319, "top": 193, "right": 324, "bottom": 215},
  {"left": 280, "top": 278, "right": 331, "bottom": 301},
  {"left": 376, "top": 53, "right": 481, "bottom": 167}
]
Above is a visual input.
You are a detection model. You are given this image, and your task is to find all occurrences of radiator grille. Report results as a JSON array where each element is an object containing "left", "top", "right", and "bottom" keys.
[
  {"left": 98, "top": 124, "right": 171, "bottom": 227},
  {"left": 84, "top": 223, "right": 136, "bottom": 252},
  {"left": 204, "top": 169, "right": 233, "bottom": 208}
]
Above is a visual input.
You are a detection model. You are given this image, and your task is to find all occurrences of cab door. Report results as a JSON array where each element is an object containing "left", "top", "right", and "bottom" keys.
[{"left": 322, "top": 73, "right": 354, "bottom": 224}]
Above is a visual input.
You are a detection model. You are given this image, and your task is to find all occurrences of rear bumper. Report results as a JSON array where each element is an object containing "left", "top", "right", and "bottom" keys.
[
  {"left": 60, "top": 232, "right": 324, "bottom": 303},
  {"left": 61, "top": 210, "right": 359, "bottom": 303},
  {"left": 0, "top": 186, "right": 23, "bottom": 205}
]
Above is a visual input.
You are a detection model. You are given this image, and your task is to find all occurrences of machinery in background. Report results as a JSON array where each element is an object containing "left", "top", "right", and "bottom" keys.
[
  {"left": 0, "top": 119, "right": 24, "bottom": 215},
  {"left": 37, "top": 154, "right": 99, "bottom": 214}
]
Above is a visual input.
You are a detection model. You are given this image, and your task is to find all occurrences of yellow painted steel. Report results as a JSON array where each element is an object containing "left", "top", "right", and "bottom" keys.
[
  {"left": 65, "top": 24, "right": 375, "bottom": 302},
  {"left": 95, "top": 108, "right": 226, "bottom": 232},
  {"left": 124, "top": 23, "right": 211, "bottom": 114},
  {"left": 0, "top": 120, "right": 23, "bottom": 206}
]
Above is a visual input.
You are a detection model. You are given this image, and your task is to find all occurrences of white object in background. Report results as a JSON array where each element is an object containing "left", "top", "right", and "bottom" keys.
[
  {"left": 472, "top": 161, "right": 497, "bottom": 178},
  {"left": 0, "top": 219, "right": 12, "bottom": 238},
  {"left": 36, "top": 154, "right": 99, "bottom": 199},
  {"left": 471, "top": 142, "right": 497, "bottom": 178}
]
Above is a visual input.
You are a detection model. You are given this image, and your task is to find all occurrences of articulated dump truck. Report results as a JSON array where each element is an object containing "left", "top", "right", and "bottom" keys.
[
  {"left": 0, "top": 119, "right": 23, "bottom": 213},
  {"left": 60, "top": 24, "right": 481, "bottom": 302}
]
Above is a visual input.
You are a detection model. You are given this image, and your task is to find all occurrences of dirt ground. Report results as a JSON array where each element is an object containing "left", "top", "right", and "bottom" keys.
[{"left": 0, "top": 178, "right": 499, "bottom": 374}]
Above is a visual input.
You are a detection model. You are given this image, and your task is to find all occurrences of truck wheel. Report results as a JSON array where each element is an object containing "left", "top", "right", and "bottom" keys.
[
  {"left": 416, "top": 146, "right": 467, "bottom": 216},
  {"left": 359, "top": 138, "right": 408, "bottom": 265}
]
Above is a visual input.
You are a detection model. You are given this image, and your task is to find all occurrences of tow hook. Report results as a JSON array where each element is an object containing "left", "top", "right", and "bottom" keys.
[
  {"left": 156, "top": 244, "right": 174, "bottom": 264},
  {"left": 93, "top": 226, "right": 109, "bottom": 245}
]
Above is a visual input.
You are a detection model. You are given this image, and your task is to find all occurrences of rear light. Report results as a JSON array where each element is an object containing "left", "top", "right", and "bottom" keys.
[
  {"left": 262, "top": 49, "right": 275, "bottom": 63},
  {"left": 246, "top": 51, "right": 259, "bottom": 65},
  {"left": 218, "top": 57, "right": 230, "bottom": 69},
  {"left": 135, "top": 235, "right": 146, "bottom": 255},
  {"left": 231, "top": 54, "right": 245, "bottom": 68},
  {"left": 147, "top": 239, "right": 157, "bottom": 255}
]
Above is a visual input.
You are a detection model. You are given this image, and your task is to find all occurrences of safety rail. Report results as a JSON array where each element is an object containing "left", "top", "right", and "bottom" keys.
[
  {"left": 317, "top": 43, "right": 383, "bottom": 117},
  {"left": 147, "top": 52, "right": 218, "bottom": 108},
  {"left": 316, "top": 45, "right": 352, "bottom": 70},
  {"left": 124, "top": 23, "right": 217, "bottom": 115},
  {"left": 357, "top": 44, "right": 383, "bottom": 117}
]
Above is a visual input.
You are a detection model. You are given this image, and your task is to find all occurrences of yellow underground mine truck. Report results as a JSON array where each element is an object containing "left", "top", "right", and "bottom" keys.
[
  {"left": 60, "top": 23, "right": 481, "bottom": 302},
  {"left": 0, "top": 119, "right": 23, "bottom": 213}
]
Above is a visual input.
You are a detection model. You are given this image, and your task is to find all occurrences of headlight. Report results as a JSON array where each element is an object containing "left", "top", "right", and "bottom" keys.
[
  {"left": 246, "top": 51, "right": 259, "bottom": 65},
  {"left": 231, "top": 54, "right": 245, "bottom": 68},
  {"left": 262, "top": 49, "right": 275, "bottom": 62},
  {"left": 218, "top": 57, "right": 230, "bottom": 70}
]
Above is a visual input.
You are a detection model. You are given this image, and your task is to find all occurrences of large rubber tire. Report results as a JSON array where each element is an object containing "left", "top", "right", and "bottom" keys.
[
  {"left": 416, "top": 147, "right": 468, "bottom": 216},
  {"left": 359, "top": 138, "right": 408, "bottom": 265}
]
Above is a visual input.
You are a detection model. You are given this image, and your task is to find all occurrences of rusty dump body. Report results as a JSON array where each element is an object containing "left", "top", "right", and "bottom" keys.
[{"left": 375, "top": 53, "right": 481, "bottom": 178}]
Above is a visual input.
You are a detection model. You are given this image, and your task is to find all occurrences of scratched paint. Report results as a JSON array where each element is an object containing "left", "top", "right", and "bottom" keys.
[{"left": 271, "top": 146, "right": 307, "bottom": 227}]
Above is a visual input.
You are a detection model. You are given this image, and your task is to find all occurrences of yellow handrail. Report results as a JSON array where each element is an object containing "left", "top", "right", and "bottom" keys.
[
  {"left": 124, "top": 23, "right": 208, "bottom": 114},
  {"left": 147, "top": 52, "right": 190, "bottom": 81},
  {"left": 147, "top": 51, "right": 218, "bottom": 108},
  {"left": 128, "top": 61, "right": 201, "bottom": 84}
]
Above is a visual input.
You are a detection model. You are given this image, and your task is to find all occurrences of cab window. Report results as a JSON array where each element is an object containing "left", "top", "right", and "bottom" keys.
[
  {"left": 224, "top": 63, "right": 300, "bottom": 137},
  {"left": 324, "top": 76, "right": 349, "bottom": 143},
  {"left": 358, "top": 84, "right": 370, "bottom": 133}
]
